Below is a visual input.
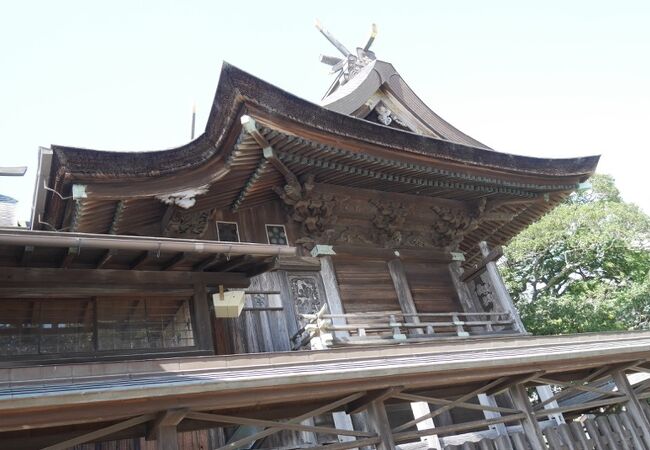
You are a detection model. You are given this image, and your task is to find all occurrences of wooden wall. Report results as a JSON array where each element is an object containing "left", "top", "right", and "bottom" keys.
[
  {"left": 402, "top": 261, "right": 463, "bottom": 314},
  {"left": 210, "top": 199, "right": 298, "bottom": 245},
  {"left": 333, "top": 256, "right": 401, "bottom": 315}
]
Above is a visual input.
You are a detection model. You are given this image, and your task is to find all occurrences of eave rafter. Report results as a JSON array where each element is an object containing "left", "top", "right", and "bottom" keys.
[{"left": 232, "top": 115, "right": 299, "bottom": 212}]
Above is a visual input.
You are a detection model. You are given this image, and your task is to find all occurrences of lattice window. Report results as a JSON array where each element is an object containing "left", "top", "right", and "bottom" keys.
[
  {"left": 266, "top": 224, "right": 288, "bottom": 245},
  {"left": 216, "top": 221, "right": 240, "bottom": 242},
  {"left": 0, "top": 297, "right": 195, "bottom": 357}
]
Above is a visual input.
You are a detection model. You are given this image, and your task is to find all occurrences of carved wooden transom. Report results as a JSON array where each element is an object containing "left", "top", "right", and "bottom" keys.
[{"left": 163, "top": 208, "right": 212, "bottom": 238}]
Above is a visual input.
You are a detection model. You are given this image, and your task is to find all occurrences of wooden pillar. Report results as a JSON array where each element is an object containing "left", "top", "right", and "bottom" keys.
[
  {"left": 320, "top": 255, "right": 350, "bottom": 339},
  {"left": 613, "top": 370, "right": 650, "bottom": 448},
  {"left": 387, "top": 258, "right": 422, "bottom": 333},
  {"left": 509, "top": 383, "right": 546, "bottom": 450},
  {"left": 193, "top": 282, "right": 214, "bottom": 351},
  {"left": 448, "top": 261, "right": 481, "bottom": 313},
  {"left": 366, "top": 399, "right": 395, "bottom": 450},
  {"left": 478, "top": 241, "right": 526, "bottom": 332}
]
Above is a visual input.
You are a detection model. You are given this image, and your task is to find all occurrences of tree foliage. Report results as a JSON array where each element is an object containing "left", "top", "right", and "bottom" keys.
[{"left": 502, "top": 174, "right": 650, "bottom": 335}]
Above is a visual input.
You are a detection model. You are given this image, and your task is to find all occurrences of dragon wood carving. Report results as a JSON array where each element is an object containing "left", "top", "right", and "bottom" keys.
[
  {"left": 430, "top": 199, "right": 487, "bottom": 249},
  {"left": 274, "top": 174, "right": 338, "bottom": 249}
]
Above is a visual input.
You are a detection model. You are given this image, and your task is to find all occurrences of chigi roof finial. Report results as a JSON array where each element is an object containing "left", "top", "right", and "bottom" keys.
[{"left": 315, "top": 20, "right": 378, "bottom": 98}]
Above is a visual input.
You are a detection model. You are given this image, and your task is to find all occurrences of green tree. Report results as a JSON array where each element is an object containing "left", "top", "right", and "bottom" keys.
[{"left": 502, "top": 174, "right": 650, "bottom": 335}]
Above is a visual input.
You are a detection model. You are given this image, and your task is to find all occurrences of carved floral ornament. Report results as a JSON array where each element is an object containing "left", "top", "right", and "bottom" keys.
[
  {"left": 430, "top": 198, "right": 486, "bottom": 249},
  {"left": 275, "top": 174, "right": 488, "bottom": 250}
]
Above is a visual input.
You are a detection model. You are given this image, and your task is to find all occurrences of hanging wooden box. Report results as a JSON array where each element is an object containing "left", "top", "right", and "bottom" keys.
[{"left": 213, "top": 290, "right": 246, "bottom": 318}]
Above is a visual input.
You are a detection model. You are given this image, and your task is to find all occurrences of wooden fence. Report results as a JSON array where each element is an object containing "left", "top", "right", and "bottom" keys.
[
  {"left": 442, "top": 412, "right": 650, "bottom": 450},
  {"left": 443, "top": 432, "right": 531, "bottom": 450},
  {"left": 295, "top": 305, "right": 518, "bottom": 349}
]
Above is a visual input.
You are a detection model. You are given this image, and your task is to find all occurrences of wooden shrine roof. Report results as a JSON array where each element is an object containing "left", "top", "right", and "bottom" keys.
[{"left": 35, "top": 64, "right": 599, "bottom": 264}]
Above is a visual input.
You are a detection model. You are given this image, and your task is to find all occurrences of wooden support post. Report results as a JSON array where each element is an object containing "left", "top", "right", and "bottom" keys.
[
  {"left": 410, "top": 402, "right": 442, "bottom": 450},
  {"left": 509, "top": 383, "right": 546, "bottom": 450},
  {"left": 535, "top": 385, "right": 565, "bottom": 425},
  {"left": 478, "top": 241, "right": 526, "bottom": 332},
  {"left": 332, "top": 412, "right": 357, "bottom": 448},
  {"left": 193, "top": 283, "right": 214, "bottom": 352},
  {"left": 478, "top": 394, "right": 507, "bottom": 435},
  {"left": 613, "top": 370, "right": 650, "bottom": 449},
  {"left": 156, "top": 425, "right": 179, "bottom": 450},
  {"left": 320, "top": 255, "right": 350, "bottom": 340},
  {"left": 367, "top": 399, "right": 395, "bottom": 450},
  {"left": 148, "top": 409, "right": 187, "bottom": 450},
  {"left": 387, "top": 258, "right": 422, "bottom": 334}
]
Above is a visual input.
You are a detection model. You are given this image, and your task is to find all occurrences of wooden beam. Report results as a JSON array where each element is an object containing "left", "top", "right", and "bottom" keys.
[
  {"left": 163, "top": 252, "right": 186, "bottom": 271},
  {"left": 393, "top": 414, "right": 526, "bottom": 443},
  {"left": 146, "top": 409, "right": 188, "bottom": 441},
  {"left": 96, "top": 249, "right": 117, "bottom": 269},
  {"left": 211, "top": 255, "right": 252, "bottom": 272},
  {"left": 42, "top": 414, "right": 156, "bottom": 450},
  {"left": 0, "top": 285, "right": 195, "bottom": 298},
  {"left": 213, "top": 392, "right": 366, "bottom": 450},
  {"left": 346, "top": 387, "right": 403, "bottom": 414},
  {"left": 333, "top": 245, "right": 453, "bottom": 263},
  {"left": 393, "top": 376, "right": 512, "bottom": 433},
  {"left": 130, "top": 250, "right": 158, "bottom": 270},
  {"left": 395, "top": 392, "right": 520, "bottom": 415},
  {"left": 60, "top": 246, "right": 80, "bottom": 268},
  {"left": 0, "top": 266, "right": 249, "bottom": 288},
  {"left": 184, "top": 411, "right": 373, "bottom": 437},
  {"left": 193, "top": 254, "right": 222, "bottom": 271},
  {"left": 460, "top": 246, "right": 504, "bottom": 283},
  {"left": 485, "top": 371, "right": 545, "bottom": 396},
  {"left": 20, "top": 245, "right": 34, "bottom": 265},
  {"left": 108, "top": 200, "right": 125, "bottom": 235}
]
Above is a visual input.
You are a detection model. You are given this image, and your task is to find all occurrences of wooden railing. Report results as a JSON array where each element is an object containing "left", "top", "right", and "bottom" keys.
[{"left": 292, "top": 304, "right": 519, "bottom": 350}]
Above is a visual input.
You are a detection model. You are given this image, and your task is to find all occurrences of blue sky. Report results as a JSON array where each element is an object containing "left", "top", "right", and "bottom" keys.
[{"left": 1, "top": 0, "right": 649, "bottom": 221}]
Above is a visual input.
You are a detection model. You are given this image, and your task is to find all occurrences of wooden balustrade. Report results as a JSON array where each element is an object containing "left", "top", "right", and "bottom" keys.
[{"left": 294, "top": 305, "right": 519, "bottom": 349}]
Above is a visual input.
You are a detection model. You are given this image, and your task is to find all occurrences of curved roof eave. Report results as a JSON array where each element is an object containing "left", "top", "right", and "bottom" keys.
[{"left": 50, "top": 62, "right": 600, "bottom": 185}]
